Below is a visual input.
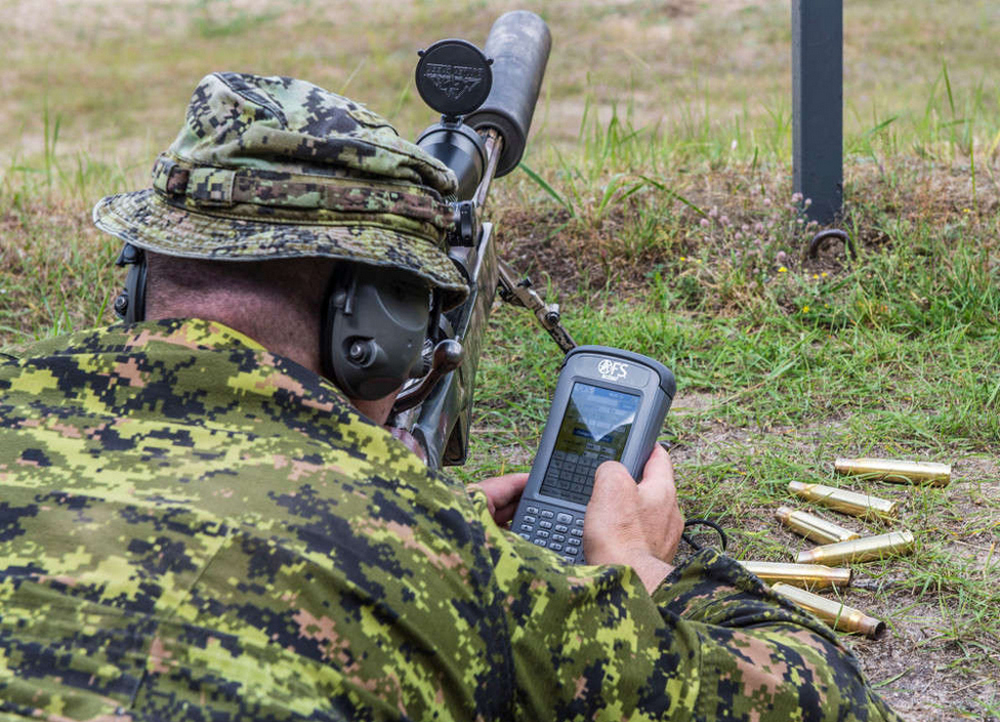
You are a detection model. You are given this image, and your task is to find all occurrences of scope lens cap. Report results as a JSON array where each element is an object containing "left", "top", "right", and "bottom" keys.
[{"left": 415, "top": 39, "right": 493, "bottom": 117}]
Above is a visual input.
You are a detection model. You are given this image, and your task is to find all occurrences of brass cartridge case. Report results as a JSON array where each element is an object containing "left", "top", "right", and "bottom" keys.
[
  {"left": 835, "top": 457, "right": 951, "bottom": 487},
  {"left": 796, "top": 531, "right": 915, "bottom": 566},
  {"left": 775, "top": 506, "right": 860, "bottom": 544},
  {"left": 772, "top": 583, "right": 885, "bottom": 639},
  {"left": 788, "top": 481, "right": 899, "bottom": 521},
  {"left": 739, "top": 561, "right": 851, "bottom": 589}
]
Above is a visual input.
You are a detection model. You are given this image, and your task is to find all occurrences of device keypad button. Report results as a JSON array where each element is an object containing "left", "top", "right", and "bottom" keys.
[
  {"left": 536, "top": 530, "right": 550, "bottom": 539},
  {"left": 567, "top": 537, "right": 581, "bottom": 546},
  {"left": 570, "top": 528, "right": 583, "bottom": 537},
  {"left": 555, "top": 524, "right": 568, "bottom": 533},
  {"left": 540, "top": 510, "right": 555, "bottom": 519},
  {"left": 539, "top": 520, "right": 552, "bottom": 529}
]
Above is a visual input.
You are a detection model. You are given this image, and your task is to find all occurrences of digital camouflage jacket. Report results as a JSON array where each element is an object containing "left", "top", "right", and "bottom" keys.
[{"left": 0, "top": 319, "right": 900, "bottom": 722}]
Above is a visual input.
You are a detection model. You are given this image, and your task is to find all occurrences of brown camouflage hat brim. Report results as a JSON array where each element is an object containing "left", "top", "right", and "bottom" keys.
[
  {"left": 93, "top": 72, "right": 470, "bottom": 309},
  {"left": 94, "top": 189, "right": 470, "bottom": 309}
]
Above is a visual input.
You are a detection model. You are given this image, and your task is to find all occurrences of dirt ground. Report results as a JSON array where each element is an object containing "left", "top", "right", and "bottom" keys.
[{"left": 663, "top": 394, "right": 1000, "bottom": 721}]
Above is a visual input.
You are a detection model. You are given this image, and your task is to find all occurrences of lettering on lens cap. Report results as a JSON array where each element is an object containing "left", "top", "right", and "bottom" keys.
[
  {"left": 425, "top": 63, "right": 485, "bottom": 101},
  {"left": 598, "top": 359, "right": 629, "bottom": 382},
  {"left": 416, "top": 39, "right": 493, "bottom": 117}
]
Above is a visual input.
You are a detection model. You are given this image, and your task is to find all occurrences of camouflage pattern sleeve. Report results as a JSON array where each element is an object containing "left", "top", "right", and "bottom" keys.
[
  {"left": 0, "top": 320, "right": 518, "bottom": 722},
  {"left": 468, "top": 486, "right": 699, "bottom": 719},
  {"left": 652, "top": 551, "right": 903, "bottom": 721},
  {"left": 471, "top": 487, "right": 900, "bottom": 721}
]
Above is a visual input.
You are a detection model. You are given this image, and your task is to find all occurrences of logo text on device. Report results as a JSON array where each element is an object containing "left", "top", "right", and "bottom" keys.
[{"left": 597, "top": 359, "right": 629, "bottom": 382}]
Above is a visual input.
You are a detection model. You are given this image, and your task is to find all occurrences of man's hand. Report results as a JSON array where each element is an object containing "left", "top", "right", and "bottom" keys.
[
  {"left": 469, "top": 472, "right": 529, "bottom": 526},
  {"left": 583, "top": 444, "right": 683, "bottom": 594}
]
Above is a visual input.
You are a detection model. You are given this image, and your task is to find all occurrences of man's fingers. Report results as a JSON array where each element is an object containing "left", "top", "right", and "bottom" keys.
[
  {"left": 491, "top": 472, "right": 528, "bottom": 506},
  {"left": 586, "top": 445, "right": 683, "bottom": 569},
  {"left": 470, "top": 472, "right": 529, "bottom": 524},
  {"left": 584, "top": 460, "right": 639, "bottom": 563},
  {"left": 472, "top": 473, "right": 528, "bottom": 502},
  {"left": 491, "top": 500, "right": 520, "bottom": 526},
  {"left": 639, "top": 443, "right": 673, "bottom": 487}
]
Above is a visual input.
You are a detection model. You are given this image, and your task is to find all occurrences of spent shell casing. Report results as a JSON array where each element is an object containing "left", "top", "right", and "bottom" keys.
[
  {"left": 775, "top": 506, "right": 860, "bottom": 544},
  {"left": 771, "top": 583, "right": 886, "bottom": 639},
  {"left": 739, "top": 561, "right": 852, "bottom": 589},
  {"left": 788, "top": 481, "right": 899, "bottom": 521},
  {"left": 835, "top": 457, "right": 951, "bottom": 487},
  {"left": 796, "top": 531, "right": 915, "bottom": 566}
]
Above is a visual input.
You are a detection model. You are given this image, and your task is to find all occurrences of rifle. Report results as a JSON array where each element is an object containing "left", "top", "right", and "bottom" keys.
[{"left": 387, "top": 11, "right": 576, "bottom": 470}]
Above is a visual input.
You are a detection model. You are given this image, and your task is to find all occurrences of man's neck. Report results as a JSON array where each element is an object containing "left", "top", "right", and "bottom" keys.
[{"left": 148, "top": 297, "right": 322, "bottom": 377}]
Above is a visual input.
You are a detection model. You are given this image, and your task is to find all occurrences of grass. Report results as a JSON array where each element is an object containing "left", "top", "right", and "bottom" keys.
[{"left": 2, "top": 1, "right": 998, "bottom": 719}]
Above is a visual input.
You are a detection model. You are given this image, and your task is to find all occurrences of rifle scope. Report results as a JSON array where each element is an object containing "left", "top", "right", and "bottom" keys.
[{"left": 415, "top": 11, "right": 551, "bottom": 199}]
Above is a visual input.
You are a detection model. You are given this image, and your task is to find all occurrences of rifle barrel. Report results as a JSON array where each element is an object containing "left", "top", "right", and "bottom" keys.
[{"left": 473, "top": 130, "right": 503, "bottom": 209}]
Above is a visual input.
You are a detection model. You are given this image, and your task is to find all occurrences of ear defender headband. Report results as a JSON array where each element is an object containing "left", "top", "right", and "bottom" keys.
[
  {"left": 322, "top": 265, "right": 437, "bottom": 401},
  {"left": 113, "top": 243, "right": 147, "bottom": 324}
]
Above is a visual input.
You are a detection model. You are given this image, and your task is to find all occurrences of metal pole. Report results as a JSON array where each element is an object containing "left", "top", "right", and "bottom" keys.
[{"left": 792, "top": 0, "right": 843, "bottom": 224}]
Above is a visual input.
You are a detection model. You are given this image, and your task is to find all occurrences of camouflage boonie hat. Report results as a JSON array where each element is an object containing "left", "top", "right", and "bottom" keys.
[{"left": 93, "top": 72, "right": 469, "bottom": 308}]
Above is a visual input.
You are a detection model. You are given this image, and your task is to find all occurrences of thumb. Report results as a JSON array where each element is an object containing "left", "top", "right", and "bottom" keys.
[
  {"left": 585, "top": 460, "right": 642, "bottom": 560},
  {"left": 590, "top": 460, "right": 637, "bottom": 507}
]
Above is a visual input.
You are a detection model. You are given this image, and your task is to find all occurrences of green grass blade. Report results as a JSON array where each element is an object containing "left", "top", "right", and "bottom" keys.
[{"left": 519, "top": 163, "right": 575, "bottom": 217}]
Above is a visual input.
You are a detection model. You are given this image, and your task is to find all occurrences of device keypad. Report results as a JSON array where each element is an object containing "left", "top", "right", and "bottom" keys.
[{"left": 514, "top": 500, "right": 586, "bottom": 563}]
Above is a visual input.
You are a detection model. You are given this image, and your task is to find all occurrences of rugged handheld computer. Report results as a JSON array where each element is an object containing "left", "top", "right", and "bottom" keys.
[{"left": 510, "top": 345, "right": 675, "bottom": 562}]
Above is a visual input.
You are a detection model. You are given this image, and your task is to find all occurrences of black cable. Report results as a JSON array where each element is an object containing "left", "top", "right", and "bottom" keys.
[{"left": 681, "top": 518, "right": 728, "bottom": 552}]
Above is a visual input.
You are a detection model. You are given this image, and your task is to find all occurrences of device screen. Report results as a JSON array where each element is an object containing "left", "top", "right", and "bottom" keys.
[{"left": 537, "top": 382, "right": 640, "bottom": 505}]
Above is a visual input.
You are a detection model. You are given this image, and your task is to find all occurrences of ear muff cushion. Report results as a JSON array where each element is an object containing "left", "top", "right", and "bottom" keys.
[
  {"left": 114, "top": 244, "right": 147, "bottom": 323},
  {"left": 322, "top": 266, "right": 431, "bottom": 400}
]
